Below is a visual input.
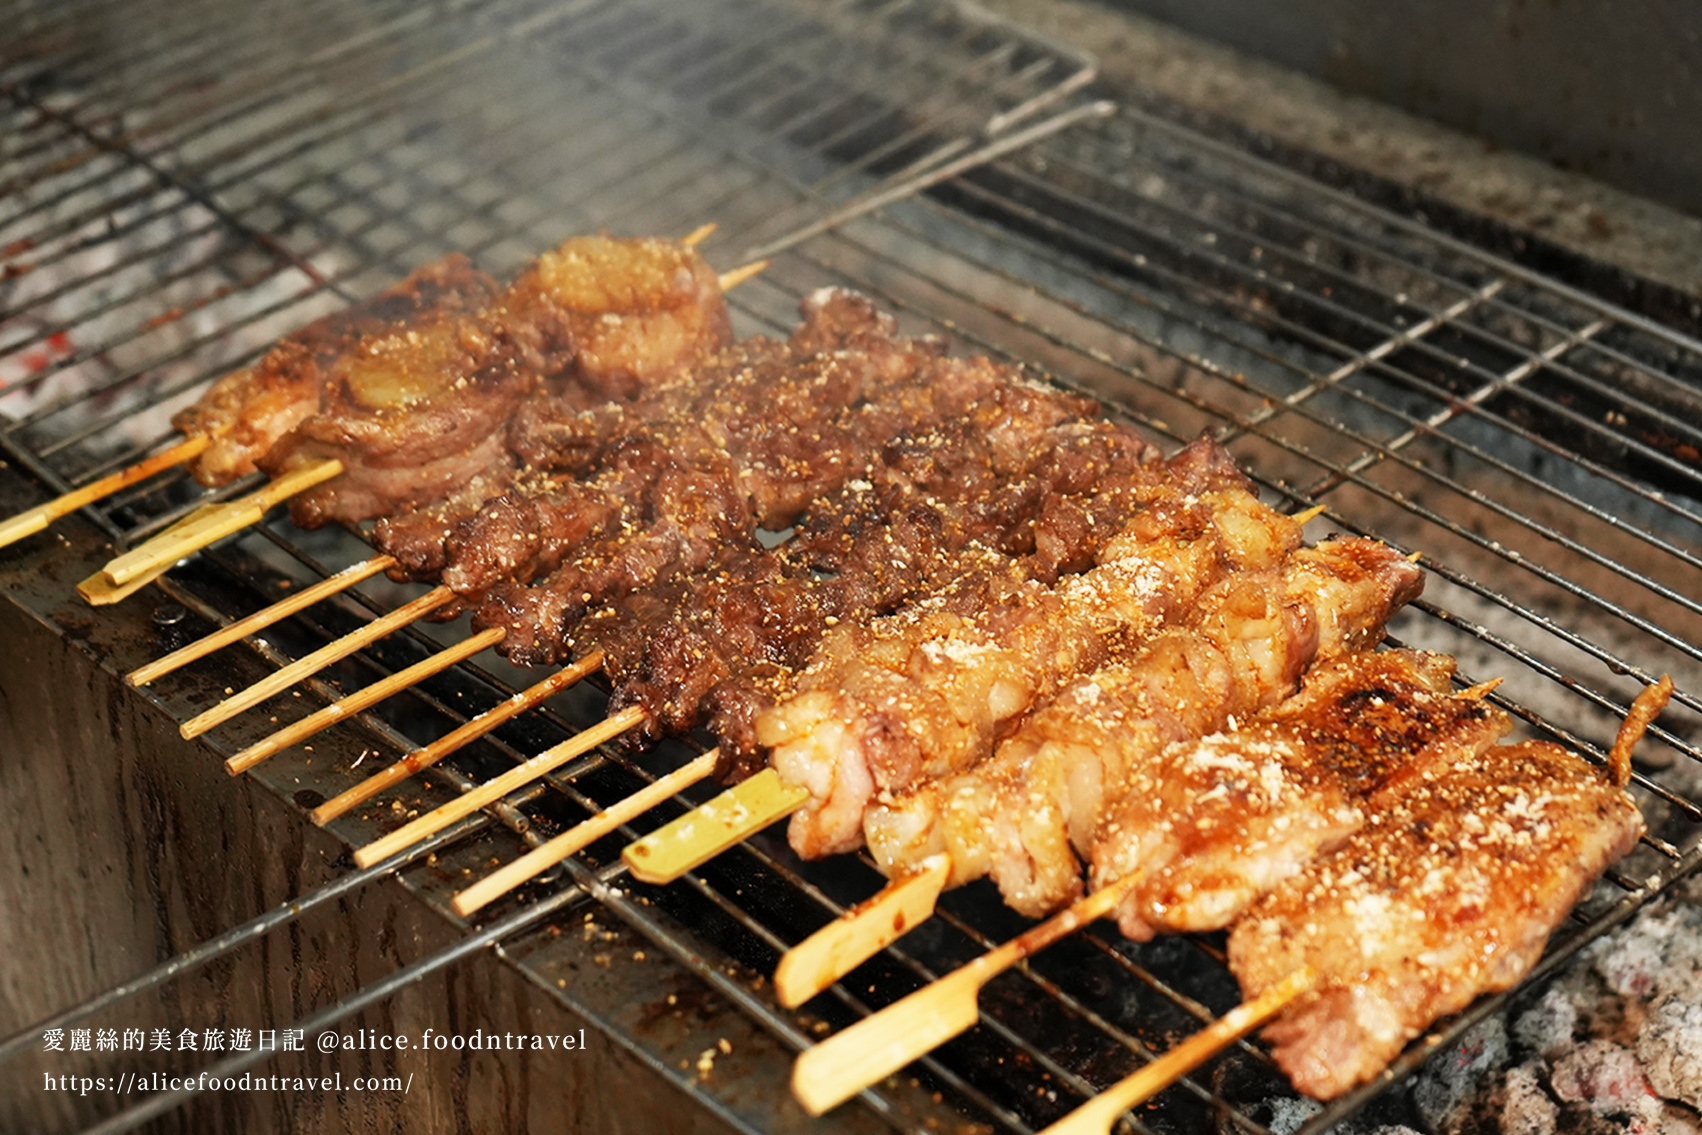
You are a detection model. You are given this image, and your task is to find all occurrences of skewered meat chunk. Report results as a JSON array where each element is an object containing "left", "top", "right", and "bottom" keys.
[
  {"left": 361, "top": 236, "right": 733, "bottom": 576},
  {"left": 263, "top": 235, "right": 732, "bottom": 529},
  {"left": 1091, "top": 649, "right": 1511, "bottom": 941},
  {"left": 764, "top": 457, "right": 1301, "bottom": 859},
  {"left": 174, "top": 255, "right": 500, "bottom": 487},
  {"left": 462, "top": 293, "right": 1057, "bottom": 665},
  {"left": 865, "top": 536, "right": 1423, "bottom": 915},
  {"left": 589, "top": 418, "right": 1170, "bottom": 768},
  {"left": 1228, "top": 680, "right": 1667, "bottom": 1100}
]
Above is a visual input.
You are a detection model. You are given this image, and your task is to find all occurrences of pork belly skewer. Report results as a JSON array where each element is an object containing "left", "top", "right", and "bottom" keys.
[
  {"left": 764, "top": 534, "right": 1420, "bottom": 1009},
  {"left": 1035, "top": 676, "right": 1674, "bottom": 1135},
  {"left": 789, "top": 645, "right": 1501, "bottom": 1114},
  {"left": 95, "top": 232, "right": 735, "bottom": 589}
]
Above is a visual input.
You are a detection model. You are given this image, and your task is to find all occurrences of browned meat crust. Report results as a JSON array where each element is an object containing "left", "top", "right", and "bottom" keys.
[
  {"left": 1090, "top": 649, "right": 1512, "bottom": 941},
  {"left": 174, "top": 255, "right": 499, "bottom": 487},
  {"left": 261, "top": 236, "right": 731, "bottom": 529},
  {"left": 1229, "top": 740, "right": 1647, "bottom": 1099},
  {"left": 862, "top": 537, "right": 1423, "bottom": 915},
  {"left": 763, "top": 446, "right": 1296, "bottom": 859}
]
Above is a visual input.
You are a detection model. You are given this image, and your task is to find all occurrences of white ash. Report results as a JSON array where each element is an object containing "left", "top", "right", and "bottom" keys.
[
  {"left": 1414, "top": 1018, "right": 1509, "bottom": 1129},
  {"left": 1499, "top": 1062, "right": 1559, "bottom": 1135},
  {"left": 1548, "top": 1039, "right": 1658, "bottom": 1120},
  {"left": 1, "top": 137, "right": 352, "bottom": 462},
  {"left": 1257, "top": 888, "right": 1702, "bottom": 1135}
]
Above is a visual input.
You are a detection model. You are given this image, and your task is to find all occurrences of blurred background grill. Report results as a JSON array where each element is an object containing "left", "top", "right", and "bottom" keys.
[{"left": 3, "top": 0, "right": 1700, "bottom": 1132}]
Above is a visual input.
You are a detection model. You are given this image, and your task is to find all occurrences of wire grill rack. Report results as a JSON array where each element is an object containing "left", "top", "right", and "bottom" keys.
[{"left": 3, "top": 0, "right": 1702, "bottom": 1132}]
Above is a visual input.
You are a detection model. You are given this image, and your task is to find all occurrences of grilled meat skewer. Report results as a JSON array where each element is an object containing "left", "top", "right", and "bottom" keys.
[
  {"left": 864, "top": 536, "right": 1424, "bottom": 916},
  {"left": 1090, "top": 648, "right": 1510, "bottom": 941},
  {"left": 1228, "top": 676, "right": 1671, "bottom": 1100}
]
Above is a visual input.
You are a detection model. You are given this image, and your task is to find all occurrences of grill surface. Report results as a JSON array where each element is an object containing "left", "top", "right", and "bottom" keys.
[{"left": 3, "top": 1, "right": 1702, "bottom": 1133}]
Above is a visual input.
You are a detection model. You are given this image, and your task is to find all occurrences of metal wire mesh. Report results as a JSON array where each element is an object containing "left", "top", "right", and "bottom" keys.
[{"left": 3, "top": 0, "right": 1701, "bottom": 1133}]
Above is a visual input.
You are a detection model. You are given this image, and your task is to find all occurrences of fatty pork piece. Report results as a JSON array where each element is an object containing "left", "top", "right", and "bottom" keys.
[
  {"left": 1228, "top": 678, "right": 1670, "bottom": 1100},
  {"left": 864, "top": 536, "right": 1425, "bottom": 916},
  {"left": 174, "top": 254, "right": 498, "bottom": 487},
  {"left": 763, "top": 463, "right": 1302, "bottom": 860},
  {"left": 268, "top": 234, "right": 732, "bottom": 530},
  {"left": 1091, "top": 649, "right": 1512, "bottom": 942}
]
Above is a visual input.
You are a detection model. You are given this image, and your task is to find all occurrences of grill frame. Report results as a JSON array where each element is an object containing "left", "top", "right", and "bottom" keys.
[{"left": 4, "top": 1, "right": 1702, "bottom": 1132}]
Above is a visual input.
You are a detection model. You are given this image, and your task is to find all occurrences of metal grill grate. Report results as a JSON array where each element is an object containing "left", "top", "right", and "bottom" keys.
[{"left": 3, "top": 1, "right": 1700, "bottom": 1133}]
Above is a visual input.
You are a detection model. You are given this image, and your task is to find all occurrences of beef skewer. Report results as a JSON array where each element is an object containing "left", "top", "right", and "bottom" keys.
[
  {"left": 787, "top": 648, "right": 1506, "bottom": 1114},
  {"left": 1037, "top": 674, "right": 1673, "bottom": 1135},
  {"left": 132, "top": 241, "right": 755, "bottom": 737},
  {"left": 176, "top": 286, "right": 945, "bottom": 744}
]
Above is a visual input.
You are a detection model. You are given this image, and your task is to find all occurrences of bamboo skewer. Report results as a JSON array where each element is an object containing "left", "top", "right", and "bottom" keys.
[
  {"left": 77, "top": 503, "right": 228, "bottom": 606},
  {"left": 791, "top": 875, "right": 1143, "bottom": 1115},
  {"left": 349, "top": 705, "right": 648, "bottom": 868},
  {"left": 224, "top": 626, "right": 507, "bottom": 775},
  {"left": 101, "top": 458, "right": 345, "bottom": 587},
  {"left": 178, "top": 584, "right": 455, "bottom": 739},
  {"left": 308, "top": 649, "right": 607, "bottom": 824},
  {"left": 775, "top": 854, "right": 951, "bottom": 1008},
  {"left": 0, "top": 435, "right": 210, "bottom": 551},
  {"left": 127, "top": 554, "right": 398, "bottom": 686},
  {"left": 622, "top": 768, "right": 810, "bottom": 883},
  {"left": 1037, "top": 969, "right": 1317, "bottom": 1135},
  {"left": 452, "top": 748, "right": 721, "bottom": 916}
]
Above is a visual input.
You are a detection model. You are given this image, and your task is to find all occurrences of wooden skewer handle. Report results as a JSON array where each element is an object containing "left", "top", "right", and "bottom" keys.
[
  {"left": 224, "top": 626, "right": 506, "bottom": 775},
  {"left": 0, "top": 436, "right": 208, "bottom": 551},
  {"left": 792, "top": 879, "right": 1134, "bottom": 1115},
  {"left": 309, "top": 651, "right": 605, "bottom": 825},
  {"left": 349, "top": 705, "right": 648, "bottom": 868},
  {"left": 78, "top": 503, "right": 227, "bottom": 606},
  {"left": 621, "top": 769, "right": 808, "bottom": 885},
  {"left": 103, "top": 458, "right": 343, "bottom": 586},
  {"left": 774, "top": 855, "right": 952, "bottom": 1009},
  {"left": 179, "top": 583, "right": 453, "bottom": 739},
  {"left": 128, "top": 554, "right": 397, "bottom": 686},
  {"left": 452, "top": 749, "right": 721, "bottom": 917},
  {"left": 1036, "top": 968, "right": 1317, "bottom": 1135}
]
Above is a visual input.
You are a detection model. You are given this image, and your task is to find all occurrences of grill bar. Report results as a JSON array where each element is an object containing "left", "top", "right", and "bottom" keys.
[{"left": 3, "top": 1, "right": 1700, "bottom": 1133}]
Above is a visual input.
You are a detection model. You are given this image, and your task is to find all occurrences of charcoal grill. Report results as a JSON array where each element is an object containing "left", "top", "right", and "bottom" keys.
[{"left": 4, "top": 0, "right": 1701, "bottom": 1132}]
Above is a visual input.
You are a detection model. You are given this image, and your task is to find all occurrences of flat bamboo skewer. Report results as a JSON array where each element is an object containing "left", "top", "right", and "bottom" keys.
[
  {"left": 308, "top": 650, "right": 608, "bottom": 824},
  {"left": 791, "top": 874, "right": 1145, "bottom": 1115},
  {"left": 0, "top": 435, "right": 210, "bottom": 551},
  {"left": 77, "top": 503, "right": 229, "bottom": 606},
  {"left": 775, "top": 855, "right": 952, "bottom": 1008},
  {"left": 178, "top": 584, "right": 455, "bottom": 739},
  {"left": 101, "top": 458, "right": 345, "bottom": 587},
  {"left": 349, "top": 705, "right": 648, "bottom": 868},
  {"left": 224, "top": 626, "right": 507, "bottom": 775},
  {"left": 622, "top": 769, "right": 810, "bottom": 883},
  {"left": 451, "top": 748, "right": 722, "bottom": 916},
  {"left": 1036, "top": 969, "right": 1317, "bottom": 1135},
  {"left": 127, "top": 554, "right": 398, "bottom": 686}
]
